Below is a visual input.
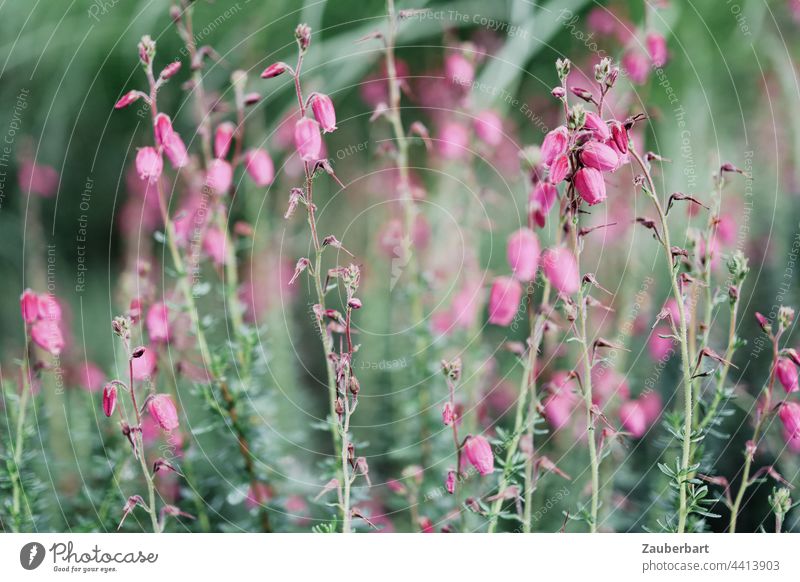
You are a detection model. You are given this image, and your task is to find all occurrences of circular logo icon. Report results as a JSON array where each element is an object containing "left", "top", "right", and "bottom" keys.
[{"left": 20, "top": 542, "right": 46, "bottom": 570}]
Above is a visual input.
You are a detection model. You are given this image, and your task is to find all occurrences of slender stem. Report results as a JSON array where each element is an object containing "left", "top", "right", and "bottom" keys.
[{"left": 630, "top": 147, "right": 694, "bottom": 532}]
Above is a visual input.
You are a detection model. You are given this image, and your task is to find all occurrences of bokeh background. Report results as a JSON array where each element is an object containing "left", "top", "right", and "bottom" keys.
[{"left": 1, "top": 0, "right": 800, "bottom": 533}]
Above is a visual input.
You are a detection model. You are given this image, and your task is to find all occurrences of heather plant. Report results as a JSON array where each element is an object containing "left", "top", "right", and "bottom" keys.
[{"left": 3, "top": 0, "right": 800, "bottom": 536}]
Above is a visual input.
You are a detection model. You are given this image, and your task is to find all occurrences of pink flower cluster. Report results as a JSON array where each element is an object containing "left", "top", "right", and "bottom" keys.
[{"left": 20, "top": 289, "right": 65, "bottom": 356}]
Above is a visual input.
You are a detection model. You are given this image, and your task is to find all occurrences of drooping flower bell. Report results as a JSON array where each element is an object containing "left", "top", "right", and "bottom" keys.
[
  {"left": 294, "top": 117, "right": 322, "bottom": 161},
  {"left": 463, "top": 435, "right": 494, "bottom": 476},
  {"left": 244, "top": 149, "right": 275, "bottom": 186},
  {"left": 20, "top": 289, "right": 39, "bottom": 324},
  {"left": 580, "top": 141, "right": 619, "bottom": 172},
  {"left": 574, "top": 166, "right": 607, "bottom": 205},
  {"left": 541, "top": 126, "right": 569, "bottom": 166},
  {"left": 214, "top": 122, "right": 236, "bottom": 159},
  {"left": 487, "top": 276, "right": 523, "bottom": 326},
  {"left": 31, "top": 319, "right": 65, "bottom": 356},
  {"left": 147, "top": 394, "right": 179, "bottom": 431},
  {"left": 776, "top": 357, "right": 799, "bottom": 393},
  {"left": 506, "top": 228, "right": 540, "bottom": 281},
  {"left": 102, "top": 383, "right": 117, "bottom": 417},
  {"left": 146, "top": 302, "right": 170, "bottom": 344},
  {"left": 310, "top": 93, "right": 337, "bottom": 133},
  {"left": 205, "top": 158, "right": 233, "bottom": 193},
  {"left": 542, "top": 247, "right": 580, "bottom": 295},
  {"left": 135, "top": 147, "right": 163, "bottom": 183}
]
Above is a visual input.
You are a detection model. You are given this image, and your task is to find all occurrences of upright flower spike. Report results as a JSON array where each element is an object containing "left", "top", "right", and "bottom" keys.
[
  {"left": 135, "top": 147, "right": 163, "bottom": 183},
  {"left": 294, "top": 117, "right": 322, "bottom": 161},
  {"left": 574, "top": 167, "right": 607, "bottom": 205},
  {"left": 776, "top": 358, "right": 799, "bottom": 393},
  {"left": 102, "top": 383, "right": 118, "bottom": 417},
  {"left": 310, "top": 93, "right": 337, "bottom": 133},
  {"left": 542, "top": 247, "right": 580, "bottom": 295},
  {"left": 507, "top": 228, "right": 541, "bottom": 281},
  {"left": 147, "top": 394, "right": 179, "bottom": 431},
  {"left": 488, "top": 276, "right": 523, "bottom": 327},
  {"left": 214, "top": 122, "right": 236, "bottom": 158},
  {"left": 463, "top": 435, "right": 494, "bottom": 476},
  {"left": 244, "top": 149, "right": 275, "bottom": 186}
]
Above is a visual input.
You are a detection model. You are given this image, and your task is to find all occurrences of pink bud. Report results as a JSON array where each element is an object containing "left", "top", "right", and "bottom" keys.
[
  {"left": 755, "top": 312, "right": 771, "bottom": 333},
  {"left": 153, "top": 113, "right": 174, "bottom": 146},
  {"left": 583, "top": 112, "right": 610, "bottom": 141},
  {"left": 488, "top": 276, "right": 523, "bottom": 327},
  {"left": 146, "top": 302, "right": 170, "bottom": 343},
  {"left": 31, "top": 319, "right": 64, "bottom": 356},
  {"left": 619, "top": 400, "right": 648, "bottom": 438},
  {"left": 609, "top": 121, "right": 629, "bottom": 154},
  {"left": 442, "top": 401, "right": 455, "bottom": 425},
  {"left": 159, "top": 61, "right": 182, "bottom": 79},
  {"left": 310, "top": 93, "right": 337, "bottom": 133},
  {"left": 541, "top": 126, "right": 569, "bottom": 166},
  {"left": 445, "top": 470, "right": 456, "bottom": 494},
  {"left": 463, "top": 435, "right": 494, "bottom": 476},
  {"left": 205, "top": 159, "right": 233, "bottom": 193},
  {"left": 147, "top": 394, "right": 179, "bottom": 431},
  {"left": 646, "top": 32, "right": 669, "bottom": 67},
  {"left": 115, "top": 90, "right": 141, "bottom": 109},
  {"left": 574, "top": 167, "right": 607, "bottom": 205},
  {"left": 776, "top": 357, "right": 799, "bottom": 393},
  {"left": 20, "top": 289, "right": 39, "bottom": 324},
  {"left": 580, "top": 141, "right": 619, "bottom": 172},
  {"left": 529, "top": 182, "right": 558, "bottom": 228},
  {"left": 244, "top": 149, "right": 275, "bottom": 186},
  {"left": 507, "top": 228, "right": 540, "bottom": 281},
  {"left": 294, "top": 118, "right": 322, "bottom": 161},
  {"left": 444, "top": 53, "right": 474, "bottom": 86},
  {"left": 214, "top": 122, "right": 236, "bottom": 158},
  {"left": 260, "top": 61, "right": 291, "bottom": 79},
  {"left": 102, "top": 383, "right": 117, "bottom": 417},
  {"left": 542, "top": 247, "right": 580, "bottom": 295},
  {"left": 473, "top": 110, "right": 503, "bottom": 146},
  {"left": 135, "top": 147, "right": 163, "bottom": 183},
  {"left": 779, "top": 402, "right": 800, "bottom": 437},
  {"left": 622, "top": 51, "right": 650, "bottom": 85},
  {"left": 548, "top": 154, "right": 570, "bottom": 184}
]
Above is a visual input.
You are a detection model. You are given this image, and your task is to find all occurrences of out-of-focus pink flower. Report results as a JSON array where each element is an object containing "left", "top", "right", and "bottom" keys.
[
  {"left": 646, "top": 32, "right": 669, "bottom": 67},
  {"left": 437, "top": 122, "right": 469, "bottom": 160},
  {"left": 622, "top": 51, "right": 650, "bottom": 84},
  {"left": 663, "top": 298, "right": 681, "bottom": 325},
  {"left": 76, "top": 362, "right": 106, "bottom": 392},
  {"left": 529, "top": 182, "right": 558, "bottom": 227},
  {"left": 135, "top": 147, "right": 163, "bottom": 183},
  {"left": 583, "top": 112, "right": 610, "bottom": 141},
  {"left": 542, "top": 247, "right": 580, "bottom": 295},
  {"left": 640, "top": 391, "right": 663, "bottom": 424},
  {"left": 20, "top": 289, "right": 39, "bottom": 324},
  {"left": 463, "top": 435, "right": 494, "bottom": 475},
  {"left": 541, "top": 126, "right": 569, "bottom": 166},
  {"left": 131, "top": 347, "right": 157, "bottom": 381},
  {"left": 445, "top": 470, "right": 456, "bottom": 494},
  {"left": 37, "top": 293, "right": 62, "bottom": 322},
  {"left": 444, "top": 53, "right": 474, "bottom": 86},
  {"left": 779, "top": 401, "right": 800, "bottom": 438},
  {"left": 587, "top": 7, "right": 617, "bottom": 36},
  {"left": 162, "top": 132, "right": 189, "bottom": 168},
  {"left": 488, "top": 276, "right": 523, "bottom": 326},
  {"left": 205, "top": 159, "right": 233, "bottom": 193},
  {"left": 474, "top": 110, "right": 503, "bottom": 146},
  {"left": 442, "top": 401, "right": 455, "bottom": 425},
  {"left": 244, "top": 149, "right": 275, "bottom": 186},
  {"left": 294, "top": 117, "right": 322, "bottom": 161},
  {"left": 776, "top": 357, "right": 799, "bottom": 393},
  {"left": 153, "top": 113, "right": 174, "bottom": 145},
  {"left": 147, "top": 394, "right": 179, "bottom": 431},
  {"left": 591, "top": 366, "right": 630, "bottom": 405},
  {"left": 619, "top": 400, "right": 647, "bottom": 438},
  {"left": 310, "top": 93, "right": 337, "bottom": 133},
  {"left": 549, "top": 154, "right": 570, "bottom": 184},
  {"left": 507, "top": 228, "right": 540, "bottom": 281},
  {"left": 102, "top": 383, "right": 117, "bottom": 417},
  {"left": 18, "top": 161, "right": 59, "bottom": 197},
  {"left": 146, "top": 302, "right": 170, "bottom": 343},
  {"left": 716, "top": 214, "right": 737, "bottom": 246},
  {"left": 574, "top": 167, "right": 607, "bottom": 205},
  {"left": 203, "top": 227, "right": 228, "bottom": 266},
  {"left": 580, "top": 141, "right": 619, "bottom": 172},
  {"left": 543, "top": 374, "right": 578, "bottom": 430},
  {"left": 245, "top": 482, "right": 273, "bottom": 510},
  {"left": 214, "top": 122, "right": 236, "bottom": 158},
  {"left": 31, "top": 320, "right": 64, "bottom": 356},
  {"left": 648, "top": 326, "right": 675, "bottom": 360}
]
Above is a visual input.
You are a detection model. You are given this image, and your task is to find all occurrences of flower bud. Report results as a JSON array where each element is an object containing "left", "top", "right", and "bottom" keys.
[
  {"left": 555, "top": 58, "right": 571, "bottom": 80},
  {"left": 445, "top": 470, "right": 456, "bottom": 494},
  {"left": 261, "top": 62, "right": 291, "bottom": 79},
  {"left": 295, "top": 23, "right": 312, "bottom": 51},
  {"left": 442, "top": 401, "right": 455, "bottom": 425},
  {"left": 551, "top": 86, "right": 566, "bottom": 99},
  {"left": 755, "top": 312, "right": 771, "bottom": 334},
  {"left": 570, "top": 86, "right": 595, "bottom": 102},
  {"left": 138, "top": 35, "right": 156, "bottom": 65},
  {"left": 463, "top": 435, "right": 494, "bottom": 476},
  {"left": 20, "top": 289, "right": 39, "bottom": 324},
  {"left": 609, "top": 121, "right": 629, "bottom": 154},
  {"left": 244, "top": 149, "right": 275, "bottom": 187},
  {"left": 779, "top": 402, "right": 800, "bottom": 438},
  {"left": 542, "top": 247, "right": 580, "bottom": 295},
  {"left": 31, "top": 320, "right": 64, "bottom": 356},
  {"left": 488, "top": 276, "right": 523, "bottom": 327},
  {"left": 507, "top": 228, "right": 540, "bottom": 281},
  {"left": 159, "top": 61, "right": 182, "bottom": 80},
  {"left": 568, "top": 104, "right": 586, "bottom": 131},
  {"left": 147, "top": 394, "right": 179, "bottom": 431},
  {"left": 135, "top": 147, "right": 163, "bottom": 183},
  {"left": 770, "top": 487, "right": 792, "bottom": 517},
  {"left": 294, "top": 118, "right": 322, "bottom": 161},
  {"left": 574, "top": 167, "right": 607, "bottom": 205},
  {"left": 779, "top": 306, "right": 795, "bottom": 330},
  {"left": 115, "top": 90, "right": 141, "bottom": 109},
  {"left": 776, "top": 357, "right": 799, "bottom": 393},
  {"left": 310, "top": 93, "right": 337, "bottom": 133},
  {"left": 580, "top": 141, "right": 619, "bottom": 172},
  {"left": 102, "top": 383, "right": 117, "bottom": 417},
  {"left": 214, "top": 122, "right": 236, "bottom": 159}
]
